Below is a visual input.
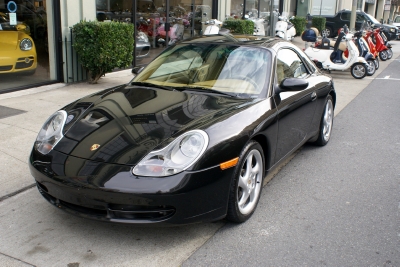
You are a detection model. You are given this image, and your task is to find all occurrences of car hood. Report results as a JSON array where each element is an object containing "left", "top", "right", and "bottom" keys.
[
  {"left": 0, "top": 31, "right": 19, "bottom": 50},
  {"left": 56, "top": 85, "right": 253, "bottom": 166}
]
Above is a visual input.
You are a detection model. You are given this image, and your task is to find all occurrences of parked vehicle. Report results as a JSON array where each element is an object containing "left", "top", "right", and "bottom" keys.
[
  {"left": 304, "top": 28, "right": 368, "bottom": 79},
  {"left": 30, "top": 35, "right": 335, "bottom": 225},
  {"left": 319, "top": 9, "right": 398, "bottom": 40},
  {"left": 275, "top": 12, "right": 296, "bottom": 41},
  {"left": 0, "top": 22, "right": 37, "bottom": 75},
  {"left": 392, "top": 15, "right": 400, "bottom": 39},
  {"left": 371, "top": 27, "right": 391, "bottom": 61},
  {"left": 342, "top": 25, "right": 376, "bottom": 75}
]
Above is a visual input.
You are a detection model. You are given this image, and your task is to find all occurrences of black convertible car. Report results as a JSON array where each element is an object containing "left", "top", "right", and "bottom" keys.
[{"left": 30, "top": 35, "right": 335, "bottom": 225}]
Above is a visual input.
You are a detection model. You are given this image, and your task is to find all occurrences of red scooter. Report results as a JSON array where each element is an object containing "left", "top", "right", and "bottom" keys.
[
  {"left": 363, "top": 29, "right": 379, "bottom": 69},
  {"left": 371, "top": 27, "right": 391, "bottom": 61}
]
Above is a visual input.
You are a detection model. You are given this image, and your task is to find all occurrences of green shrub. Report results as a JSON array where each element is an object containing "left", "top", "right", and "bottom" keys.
[
  {"left": 72, "top": 20, "right": 134, "bottom": 84},
  {"left": 223, "top": 19, "right": 254, "bottom": 34},
  {"left": 312, "top": 16, "right": 326, "bottom": 36},
  {"left": 290, "top": 16, "right": 307, "bottom": 36}
]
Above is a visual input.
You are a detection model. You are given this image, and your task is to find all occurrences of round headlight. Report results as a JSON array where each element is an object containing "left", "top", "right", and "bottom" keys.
[
  {"left": 20, "top": 38, "right": 33, "bottom": 51},
  {"left": 132, "top": 130, "right": 209, "bottom": 177},
  {"left": 35, "top": 111, "right": 67, "bottom": 155}
]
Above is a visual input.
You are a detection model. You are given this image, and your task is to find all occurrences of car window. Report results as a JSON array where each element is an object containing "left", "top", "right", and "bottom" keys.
[
  {"left": 395, "top": 16, "right": 400, "bottom": 23},
  {"left": 276, "top": 49, "right": 308, "bottom": 84},
  {"left": 135, "top": 44, "right": 271, "bottom": 98},
  {"left": 341, "top": 12, "right": 350, "bottom": 21}
]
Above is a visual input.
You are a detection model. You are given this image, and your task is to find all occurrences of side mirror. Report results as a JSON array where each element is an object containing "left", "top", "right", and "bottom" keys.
[
  {"left": 132, "top": 66, "right": 144, "bottom": 75},
  {"left": 278, "top": 78, "right": 308, "bottom": 92}
]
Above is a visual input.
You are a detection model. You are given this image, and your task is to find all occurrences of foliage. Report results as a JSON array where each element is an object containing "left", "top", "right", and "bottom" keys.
[
  {"left": 223, "top": 19, "right": 255, "bottom": 34},
  {"left": 72, "top": 20, "right": 134, "bottom": 84},
  {"left": 312, "top": 16, "right": 326, "bottom": 36},
  {"left": 290, "top": 16, "right": 307, "bottom": 36}
]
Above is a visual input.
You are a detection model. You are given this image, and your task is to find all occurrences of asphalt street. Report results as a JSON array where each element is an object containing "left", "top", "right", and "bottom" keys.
[
  {"left": 183, "top": 58, "right": 400, "bottom": 266},
  {"left": 0, "top": 38, "right": 399, "bottom": 267}
]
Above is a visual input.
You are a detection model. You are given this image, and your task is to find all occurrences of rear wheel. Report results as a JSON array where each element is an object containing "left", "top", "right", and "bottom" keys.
[
  {"left": 351, "top": 63, "right": 367, "bottom": 79},
  {"left": 379, "top": 50, "right": 388, "bottom": 61},
  {"left": 226, "top": 141, "right": 264, "bottom": 223},
  {"left": 366, "top": 59, "right": 376, "bottom": 76},
  {"left": 324, "top": 26, "right": 333, "bottom": 38}
]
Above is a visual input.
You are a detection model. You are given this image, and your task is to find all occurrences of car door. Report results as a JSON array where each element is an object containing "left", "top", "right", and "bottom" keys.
[{"left": 273, "top": 47, "right": 318, "bottom": 162}]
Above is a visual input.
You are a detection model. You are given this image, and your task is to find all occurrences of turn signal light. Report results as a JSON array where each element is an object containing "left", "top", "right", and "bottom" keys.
[{"left": 220, "top": 157, "right": 239, "bottom": 170}]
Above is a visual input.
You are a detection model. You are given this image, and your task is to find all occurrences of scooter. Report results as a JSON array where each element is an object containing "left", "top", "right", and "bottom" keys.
[
  {"left": 343, "top": 29, "right": 376, "bottom": 76},
  {"left": 304, "top": 28, "right": 368, "bottom": 79},
  {"left": 371, "top": 27, "right": 391, "bottom": 61},
  {"left": 363, "top": 29, "right": 380, "bottom": 70},
  {"left": 203, "top": 19, "right": 223, "bottom": 35},
  {"left": 377, "top": 28, "right": 393, "bottom": 59},
  {"left": 275, "top": 12, "right": 296, "bottom": 41}
]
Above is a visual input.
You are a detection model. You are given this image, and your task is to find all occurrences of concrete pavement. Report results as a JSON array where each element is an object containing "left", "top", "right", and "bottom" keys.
[{"left": 0, "top": 37, "right": 399, "bottom": 266}]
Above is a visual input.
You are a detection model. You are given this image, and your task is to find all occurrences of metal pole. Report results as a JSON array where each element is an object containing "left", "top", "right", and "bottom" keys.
[
  {"left": 242, "top": 0, "right": 246, "bottom": 19},
  {"left": 131, "top": 0, "right": 137, "bottom": 67},
  {"left": 319, "top": 0, "right": 322, "bottom": 16},
  {"left": 350, "top": 0, "right": 357, "bottom": 31}
]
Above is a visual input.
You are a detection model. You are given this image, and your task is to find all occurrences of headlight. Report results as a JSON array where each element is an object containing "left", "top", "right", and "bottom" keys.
[
  {"left": 20, "top": 38, "right": 33, "bottom": 51},
  {"left": 137, "top": 32, "right": 149, "bottom": 42},
  {"left": 390, "top": 28, "right": 395, "bottom": 32},
  {"left": 35, "top": 111, "right": 67, "bottom": 155},
  {"left": 132, "top": 130, "right": 209, "bottom": 177}
]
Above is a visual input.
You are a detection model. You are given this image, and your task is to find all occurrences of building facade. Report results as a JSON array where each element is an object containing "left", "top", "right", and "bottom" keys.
[{"left": 0, "top": 0, "right": 394, "bottom": 93}]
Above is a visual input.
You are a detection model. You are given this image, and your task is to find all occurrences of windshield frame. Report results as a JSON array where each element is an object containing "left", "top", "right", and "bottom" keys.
[
  {"left": 364, "top": 13, "right": 380, "bottom": 24},
  {"left": 133, "top": 42, "right": 272, "bottom": 99}
]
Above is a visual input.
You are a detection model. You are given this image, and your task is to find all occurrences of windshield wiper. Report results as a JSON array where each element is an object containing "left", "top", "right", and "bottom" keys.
[
  {"left": 131, "top": 81, "right": 175, "bottom": 91},
  {"left": 180, "top": 86, "right": 239, "bottom": 97}
]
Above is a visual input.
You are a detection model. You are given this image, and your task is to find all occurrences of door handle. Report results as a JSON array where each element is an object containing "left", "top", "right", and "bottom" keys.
[{"left": 311, "top": 92, "right": 317, "bottom": 101}]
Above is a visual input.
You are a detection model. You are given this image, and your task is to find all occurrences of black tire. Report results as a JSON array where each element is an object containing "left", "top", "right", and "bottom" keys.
[
  {"left": 374, "top": 58, "right": 379, "bottom": 70},
  {"left": 226, "top": 141, "right": 264, "bottom": 223},
  {"left": 386, "top": 48, "right": 393, "bottom": 59},
  {"left": 379, "top": 50, "right": 388, "bottom": 61},
  {"left": 313, "top": 95, "right": 334, "bottom": 146},
  {"left": 350, "top": 63, "right": 367, "bottom": 79},
  {"left": 324, "top": 26, "right": 334, "bottom": 38},
  {"left": 366, "top": 59, "right": 376, "bottom": 76}
]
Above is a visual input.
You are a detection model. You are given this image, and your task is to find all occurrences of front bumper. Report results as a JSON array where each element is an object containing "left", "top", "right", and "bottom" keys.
[
  {"left": 0, "top": 52, "right": 37, "bottom": 74},
  {"left": 29, "top": 149, "right": 234, "bottom": 225}
]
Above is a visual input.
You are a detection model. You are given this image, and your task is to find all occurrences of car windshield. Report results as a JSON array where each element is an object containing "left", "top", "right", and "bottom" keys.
[
  {"left": 133, "top": 43, "right": 271, "bottom": 98},
  {"left": 395, "top": 16, "right": 400, "bottom": 23},
  {"left": 365, "top": 13, "right": 380, "bottom": 24}
]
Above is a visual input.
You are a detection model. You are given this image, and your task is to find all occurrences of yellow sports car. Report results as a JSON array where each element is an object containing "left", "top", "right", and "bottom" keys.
[{"left": 0, "top": 13, "right": 37, "bottom": 75}]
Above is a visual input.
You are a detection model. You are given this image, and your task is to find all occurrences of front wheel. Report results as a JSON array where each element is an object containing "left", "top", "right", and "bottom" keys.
[
  {"left": 351, "top": 63, "right": 367, "bottom": 79},
  {"left": 312, "top": 95, "right": 334, "bottom": 146},
  {"left": 386, "top": 48, "right": 393, "bottom": 59},
  {"left": 324, "top": 26, "right": 333, "bottom": 38},
  {"left": 366, "top": 59, "right": 376, "bottom": 76},
  {"left": 379, "top": 50, "right": 388, "bottom": 61},
  {"left": 374, "top": 58, "right": 379, "bottom": 70},
  {"left": 226, "top": 141, "right": 264, "bottom": 223}
]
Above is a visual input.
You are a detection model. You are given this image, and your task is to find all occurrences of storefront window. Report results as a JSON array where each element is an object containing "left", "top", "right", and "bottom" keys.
[
  {"left": 96, "top": 0, "right": 213, "bottom": 66},
  {"left": 0, "top": 0, "right": 55, "bottom": 93}
]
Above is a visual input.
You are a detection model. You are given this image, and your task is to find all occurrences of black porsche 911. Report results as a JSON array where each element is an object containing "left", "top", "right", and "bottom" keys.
[{"left": 30, "top": 34, "right": 335, "bottom": 225}]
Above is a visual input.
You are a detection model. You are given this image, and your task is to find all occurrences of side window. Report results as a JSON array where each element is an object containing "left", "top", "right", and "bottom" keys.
[
  {"left": 341, "top": 12, "right": 350, "bottom": 21},
  {"left": 276, "top": 49, "right": 308, "bottom": 84}
]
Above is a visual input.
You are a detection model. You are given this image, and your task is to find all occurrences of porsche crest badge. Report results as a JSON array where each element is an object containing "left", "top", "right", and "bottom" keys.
[{"left": 90, "top": 144, "right": 100, "bottom": 151}]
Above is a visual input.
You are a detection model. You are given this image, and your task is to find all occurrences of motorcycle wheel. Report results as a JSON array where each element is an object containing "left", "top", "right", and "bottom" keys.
[
  {"left": 386, "top": 48, "right": 393, "bottom": 59},
  {"left": 351, "top": 63, "right": 367, "bottom": 79},
  {"left": 379, "top": 50, "right": 388, "bottom": 61},
  {"left": 374, "top": 58, "right": 379, "bottom": 70},
  {"left": 366, "top": 59, "right": 376, "bottom": 76}
]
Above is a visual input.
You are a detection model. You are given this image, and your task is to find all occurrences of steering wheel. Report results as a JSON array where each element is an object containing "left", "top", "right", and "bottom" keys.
[{"left": 235, "top": 75, "right": 258, "bottom": 90}]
